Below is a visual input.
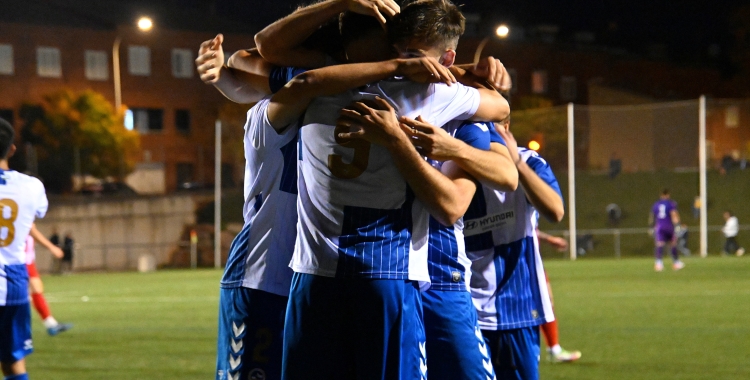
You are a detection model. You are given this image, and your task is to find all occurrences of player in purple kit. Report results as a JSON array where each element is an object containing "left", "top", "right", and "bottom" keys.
[{"left": 649, "top": 189, "right": 684, "bottom": 271}]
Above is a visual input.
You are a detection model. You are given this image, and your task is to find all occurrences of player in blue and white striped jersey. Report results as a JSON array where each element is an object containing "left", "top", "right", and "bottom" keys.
[
  {"left": 465, "top": 118, "right": 564, "bottom": 380},
  {"left": 0, "top": 118, "right": 48, "bottom": 380},
  {"left": 196, "top": 35, "right": 309, "bottom": 380}
]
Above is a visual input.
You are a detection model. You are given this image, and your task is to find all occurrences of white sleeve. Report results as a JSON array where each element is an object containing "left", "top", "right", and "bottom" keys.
[
  {"left": 245, "top": 97, "right": 297, "bottom": 152},
  {"left": 34, "top": 179, "right": 48, "bottom": 219},
  {"left": 424, "top": 83, "right": 481, "bottom": 127}
]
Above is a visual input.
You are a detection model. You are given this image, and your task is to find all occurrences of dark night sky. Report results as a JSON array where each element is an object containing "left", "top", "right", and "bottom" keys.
[{"left": 5, "top": 0, "right": 748, "bottom": 67}]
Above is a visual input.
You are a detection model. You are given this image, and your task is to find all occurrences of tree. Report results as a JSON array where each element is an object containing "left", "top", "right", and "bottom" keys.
[{"left": 20, "top": 89, "right": 140, "bottom": 193}]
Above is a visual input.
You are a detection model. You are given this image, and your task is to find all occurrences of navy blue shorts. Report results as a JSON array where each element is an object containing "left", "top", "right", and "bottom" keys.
[
  {"left": 422, "top": 289, "right": 496, "bottom": 380},
  {"left": 482, "top": 326, "right": 540, "bottom": 380},
  {"left": 0, "top": 303, "right": 33, "bottom": 363},
  {"left": 216, "top": 287, "right": 288, "bottom": 380},
  {"left": 282, "top": 273, "right": 426, "bottom": 380}
]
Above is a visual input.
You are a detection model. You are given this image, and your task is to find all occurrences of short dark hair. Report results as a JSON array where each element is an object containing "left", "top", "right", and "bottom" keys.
[
  {"left": 0, "top": 117, "right": 14, "bottom": 159},
  {"left": 388, "top": 0, "right": 465, "bottom": 50},
  {"left": 339, "top": 11, "right": 383, "bottom": 48},
  {"left": 661, "top": 188, "right": 670, "bottom": 196}
]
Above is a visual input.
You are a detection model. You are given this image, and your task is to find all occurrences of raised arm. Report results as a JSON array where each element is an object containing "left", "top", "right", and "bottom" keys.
[
  {"left": 195, "top": 34, "right": 270, "bottom": 104},
  {"left": 336, "top": 98, "right": 476, "bottom": 226},
  {"left": 30, "top": 224, "right": 64, "bottom": 259},
  {"left": 498, "top": 126, "right": 564, "bottom": 223},
  {"left": 448, "top": 66, "right": 511, "bottom": 123},
  {"left": 255, "top": 0, "right": 400, "bottom": 68},
  {"left": 399, "top": 117, "right": 518, "bottom": 191},
  {"left": 267, "top": 57, "right": 455, "bottom": 132}
]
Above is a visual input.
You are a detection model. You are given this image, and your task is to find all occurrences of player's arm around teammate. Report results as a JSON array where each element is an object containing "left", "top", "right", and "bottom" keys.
[
  {"left": 195, "top": 34, "right": 272, "bottom": 104},
  {"left": 336, "top": 97, "right": 477, "bottom": 226},
  {"left": 496, "top": 122, "right": 564, "bottom": 222}
]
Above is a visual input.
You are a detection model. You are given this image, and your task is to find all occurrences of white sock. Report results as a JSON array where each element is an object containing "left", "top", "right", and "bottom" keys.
[
  {"left": 550, "top": 344, "right": 562, "bottom": 355},
  {"left": 43, "top": 316, "right": 59, "bottom": 329}
]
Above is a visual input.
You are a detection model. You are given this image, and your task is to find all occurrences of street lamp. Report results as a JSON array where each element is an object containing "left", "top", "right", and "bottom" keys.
[
  {"left": 113, "top": 16, "right": 154, "bottom": 111},
  {"left": 473, "top": 24, "right": 510, "bottom": 65}
]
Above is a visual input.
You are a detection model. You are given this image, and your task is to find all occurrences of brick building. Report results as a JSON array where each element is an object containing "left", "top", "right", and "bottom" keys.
[{"left": 0, "top": 2, "right": 256, "bottom": 193}]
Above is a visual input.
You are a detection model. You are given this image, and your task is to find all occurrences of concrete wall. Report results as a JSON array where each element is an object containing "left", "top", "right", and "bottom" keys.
[{"left": 33, "top": 194, "right": 196, "bottom": 272}]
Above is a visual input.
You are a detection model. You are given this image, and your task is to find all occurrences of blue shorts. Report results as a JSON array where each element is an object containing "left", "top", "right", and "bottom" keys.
[
  {"left": 482, "top": 326, "right": 540, "bottom": 380},
  {"left": 216, "top": 287, "right": 288, "bottom": 380},
  {"left": 0, "top": 303, "right": 33, "bottom": 363},
  {"left": 422, "top": 290, "right": 496, "bottom": 380},
  {"left": 282, "top": 273, "right": 426, "bottom": 380}
]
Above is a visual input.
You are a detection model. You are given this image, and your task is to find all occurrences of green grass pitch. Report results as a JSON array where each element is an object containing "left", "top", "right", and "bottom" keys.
[{"left": 27, "top": 257, "right": 750, "bottom": 379}]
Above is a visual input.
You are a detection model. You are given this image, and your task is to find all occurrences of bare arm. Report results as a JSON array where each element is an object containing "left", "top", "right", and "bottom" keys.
[
  {"left": 448, "top": 66, "right": 511, "bottom": 123},
  {"left": 255, "top": 0, "right": 399, "bottom": 68},
  {"left": 498, "top": 126, "right": 564, "bottom": 223},
  {"left": 671, "top": 210, "right": 680, "bottom": 225},
  {"left": 399, "top": 117, "right": 518, "bottom": 191},
  {"left": 267, "top": 57, "right": 455, "bottom": 132},
  {"left": 336, "top": 98, "right": 475, "bottom": 226},
  {"left": 30, "top": 224, "right": 64, "bottom": 259},
  {"left": 196, "top": 34, "right": 270, "bottom": 103}
]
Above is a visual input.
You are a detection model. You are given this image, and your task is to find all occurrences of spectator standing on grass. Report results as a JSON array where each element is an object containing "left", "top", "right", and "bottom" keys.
[
  {"left": 61, "top": 232, "right": 74, "bottom": 273},
  {"left": 722, "top": 211, "right": 745, "bottom": 256}
]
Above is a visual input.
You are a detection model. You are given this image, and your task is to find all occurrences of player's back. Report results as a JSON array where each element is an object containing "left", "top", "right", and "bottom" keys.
[
  {"left": 0, "top": 169, "right": 48, "bottom": 306},
  {"left": 652, "top": 199, "right": 676, "bottom": 230},
  {"left": 291, "top": 79, "right": 480, "bottom": 281},
  {"left": 220, "top": 97, "right": 299, "bottom": 296}
]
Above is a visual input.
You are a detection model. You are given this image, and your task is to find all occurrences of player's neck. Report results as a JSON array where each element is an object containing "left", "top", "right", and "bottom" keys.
[{"left": 0, "top": 160, "right": 9, "bottom": 170}]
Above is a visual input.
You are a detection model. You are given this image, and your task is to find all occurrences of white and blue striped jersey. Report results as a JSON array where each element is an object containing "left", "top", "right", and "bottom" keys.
[
  {"left": 0, "top": 170, "right": 48, "bottom": 306},
  {"left": 426, "top": 121, "right": 491, "bottom": 292},
  {"left": 466, "top": 148, "right": 560, "bottom": 330},
  {"left": 220, "top": 97, "right": 299, "bottom": 296},
  {"left": 290, "top": 79, "right": 481, "bottom": 282}
]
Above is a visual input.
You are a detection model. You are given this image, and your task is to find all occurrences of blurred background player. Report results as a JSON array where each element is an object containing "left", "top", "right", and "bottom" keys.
[
  {"left": 25, "top": 224, "right": 73, "bottom": 336},
  {"left": 535, "top": 229, "right": 582, "bottom": 363},
  {"left": 722, "top": 210, "right": 744, "bottom": 256},
  {"left": 0, "top": 117, "right": 49, "bottom": 380},
  {"left": 649, "top": 189, "right": 684, "bottom": 271}
]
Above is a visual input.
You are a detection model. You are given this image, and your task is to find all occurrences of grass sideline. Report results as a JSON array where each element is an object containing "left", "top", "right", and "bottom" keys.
[{"left": 27, "top": 257, "right": 750, "bottom": 379}]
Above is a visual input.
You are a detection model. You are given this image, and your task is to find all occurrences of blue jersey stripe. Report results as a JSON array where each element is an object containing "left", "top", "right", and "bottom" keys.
[
  {"left": 279, "top": 134, "right": 299, "bottom": 194},
  {"left": 492, "top": 236, "right": 546, "bottom": 329},
  {"left": 2, "top": 264, "right": 29, "bottom": 305},
  {"left": 220, "top": 222, "right": 253, "bottom": 287},
  {"left": 336, "top": 194, "right": 414, "bottom": 278},
  {"left": 427, "top": 217, "right": 464, "bottom": 291}
]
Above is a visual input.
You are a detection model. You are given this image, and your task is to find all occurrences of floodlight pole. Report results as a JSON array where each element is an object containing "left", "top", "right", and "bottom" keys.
[
  {"left": 214, "top": 120, "right": 222, "bottom": 268},
  {"left": 112, "top": 36, "right": 122, "bottom": 111},
  {"left": 567, "top": 103, "right": 577, "bottom": 260},
  {"left": 699, "top": 95, "right": 708, "bottom": 258}
]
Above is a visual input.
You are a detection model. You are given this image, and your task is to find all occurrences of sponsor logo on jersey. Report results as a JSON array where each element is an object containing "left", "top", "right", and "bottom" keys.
[{"left": 463, "top": 211, "right": 515, "bottom": 236}]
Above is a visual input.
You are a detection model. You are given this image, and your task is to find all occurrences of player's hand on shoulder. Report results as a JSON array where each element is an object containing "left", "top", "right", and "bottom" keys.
[
  {"left": 336, "top": 97, "right": 403, "bottom": 146},
  {"left": 396, "top": 57, "right": 456, "bottom": 86},
  {"left": 196, "top": 34, "right": 225, "bottom": 84},
  {"left": 345, "top": 0, "right": 400, "bottom": 27},
  {"left": 400, "top": 116, "right": 460, "bottom": 161},
  {"left": 470, "top": 56, "right": 512, "bottom": 92}
]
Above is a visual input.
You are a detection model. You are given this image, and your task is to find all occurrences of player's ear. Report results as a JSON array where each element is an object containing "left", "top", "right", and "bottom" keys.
[
  {"left": 6, "top": 144, "right": 15, "bottom": 159},
  {"left": 440, "top": 49, "right": 456, "bottom": 68}
]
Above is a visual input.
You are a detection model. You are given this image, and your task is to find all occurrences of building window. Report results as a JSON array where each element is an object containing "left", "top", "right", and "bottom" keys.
[
  {"left": 560, "top": 76, "right": 577, "bottom": 101},
  {"left": 507, "top": 68, "right": 518, "bottom": 94},
  {"left": 129, "top": 108, "right": 163, "bottom": 133},
  {"left": 0, "top": 109, "right": 13, "bottom": 126},
  {"left": 531, "top": 70, "right": 547, "bottom": 94},
  {"left": 84, "top": 50, "right": 109, "bottom": 80},
  {"left": 172, "top": 49, "right": 194, "bottom": 78},
  {"left": 128, "top": 46, "right": 150, "bottom": 76},
  {"left": 0, "top": 44, "right": 13, "bottom": 75},
  {"left": 37, "top": 47, "right": 62, "bottom": 78},
  {"left": 725, "top": 106, "right": 739, "bottom": 128},
  {"left": 175, "top": 109, "right": 190, "bottom": 133}
]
